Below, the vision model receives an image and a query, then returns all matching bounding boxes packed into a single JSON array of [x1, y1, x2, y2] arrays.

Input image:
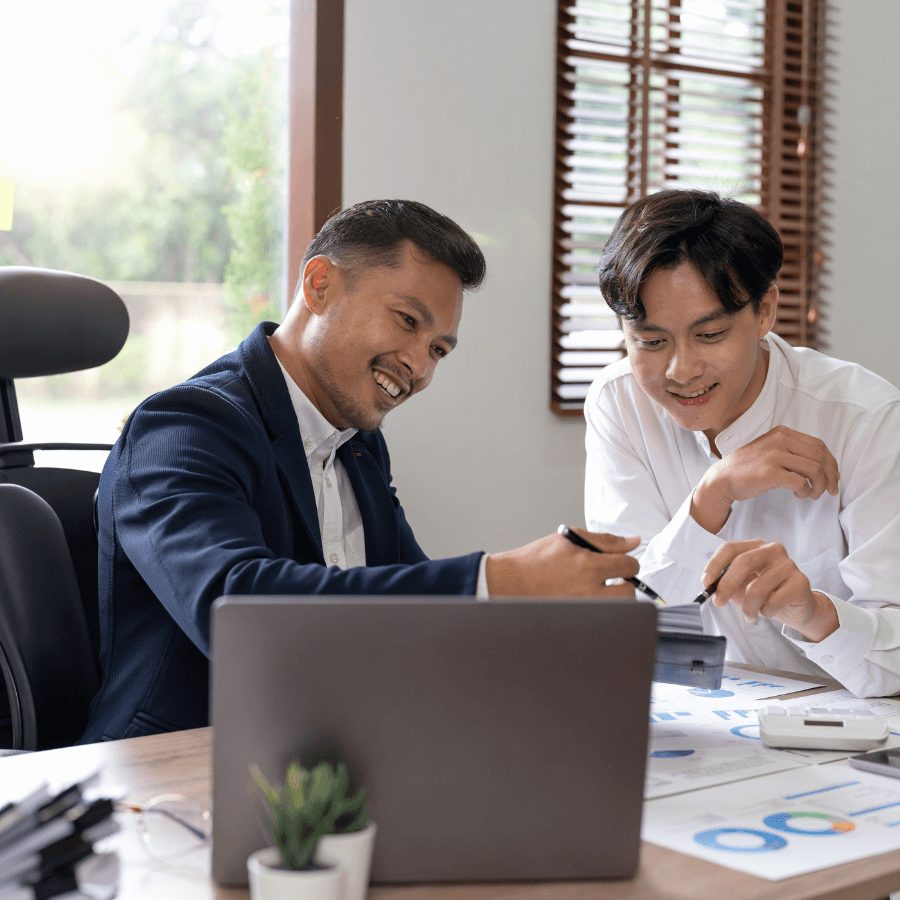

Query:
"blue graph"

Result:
[[650, 749, 696, 758], [694, 827, 786, 852], [649, 710, 693, 724], [729, 723, 761, 740]]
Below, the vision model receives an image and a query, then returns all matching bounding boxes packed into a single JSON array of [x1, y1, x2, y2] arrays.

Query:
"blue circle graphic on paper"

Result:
[[650, 749, 695, 758], [763, 812, 855, 836], [689, 688, 735, 698], [729, 723, 760, 740], [694, 827, 787, 853]]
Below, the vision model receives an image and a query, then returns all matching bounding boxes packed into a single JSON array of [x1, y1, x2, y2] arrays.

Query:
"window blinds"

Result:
[[551, 0, 827, 413]]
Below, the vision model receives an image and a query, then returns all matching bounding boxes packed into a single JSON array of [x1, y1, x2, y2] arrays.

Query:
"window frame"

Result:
[[550, 0, 828, 415]]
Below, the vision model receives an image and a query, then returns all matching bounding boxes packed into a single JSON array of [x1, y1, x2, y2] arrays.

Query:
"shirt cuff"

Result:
[[783, 593, 876, 682], [640, 492, 724, 604], [476, 554, 490, 600]]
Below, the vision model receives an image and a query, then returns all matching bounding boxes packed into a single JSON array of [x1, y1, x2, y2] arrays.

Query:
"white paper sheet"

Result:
[[643, 762, 900, 880], [652, 666, 825, 706], [646, 700, 810, 798], [646, 668, 830, 797]]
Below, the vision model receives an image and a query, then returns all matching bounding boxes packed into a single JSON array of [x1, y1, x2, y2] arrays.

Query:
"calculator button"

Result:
[[764, 706, 786, 715], [807, 708, 830, 715]]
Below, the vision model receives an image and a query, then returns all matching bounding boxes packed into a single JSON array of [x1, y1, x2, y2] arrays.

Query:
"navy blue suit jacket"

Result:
[[81, 323, 482, 742]]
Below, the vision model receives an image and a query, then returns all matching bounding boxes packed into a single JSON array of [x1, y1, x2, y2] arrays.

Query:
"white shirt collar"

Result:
[[270, 352, 357, 463], [698, 333, 781, 458]]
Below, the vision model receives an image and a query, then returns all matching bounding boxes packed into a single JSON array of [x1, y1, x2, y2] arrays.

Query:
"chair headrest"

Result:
[[0, 267, 129, 379]]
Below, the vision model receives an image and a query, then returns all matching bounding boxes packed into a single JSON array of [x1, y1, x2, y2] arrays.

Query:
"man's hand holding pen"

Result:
[[485, 527, 641, 598], [701, 539, 839, 641]]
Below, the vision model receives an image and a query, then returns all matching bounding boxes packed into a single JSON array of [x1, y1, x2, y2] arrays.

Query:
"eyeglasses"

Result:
[[117, 794, 211, 860]]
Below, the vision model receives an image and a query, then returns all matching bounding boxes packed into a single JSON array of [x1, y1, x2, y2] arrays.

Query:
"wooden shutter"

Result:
[[551, 0, 828, 415]]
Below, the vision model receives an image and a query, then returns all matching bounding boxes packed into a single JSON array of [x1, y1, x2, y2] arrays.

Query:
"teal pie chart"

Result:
[[763, 812, 856, 835]]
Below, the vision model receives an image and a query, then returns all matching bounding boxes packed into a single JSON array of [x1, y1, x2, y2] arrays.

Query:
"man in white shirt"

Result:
[[585, 189, 900, 697], [84, 199, 638, 741]]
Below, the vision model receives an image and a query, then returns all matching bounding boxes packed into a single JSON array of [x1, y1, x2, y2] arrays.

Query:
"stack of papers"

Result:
[[0, 777, 118, 899], [657, 603, 704, 634]]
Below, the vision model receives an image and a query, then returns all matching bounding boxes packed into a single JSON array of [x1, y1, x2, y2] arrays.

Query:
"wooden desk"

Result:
[[2, 728, 899, 899]]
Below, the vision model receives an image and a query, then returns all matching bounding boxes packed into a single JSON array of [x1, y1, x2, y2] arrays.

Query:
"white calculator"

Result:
[[758, 705, 889, 751]]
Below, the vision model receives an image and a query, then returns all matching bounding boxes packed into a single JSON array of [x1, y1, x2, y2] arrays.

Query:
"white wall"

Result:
[[344, 0, 583, 558], [826, 0, 900, 386], [343, 0, 900, 558]]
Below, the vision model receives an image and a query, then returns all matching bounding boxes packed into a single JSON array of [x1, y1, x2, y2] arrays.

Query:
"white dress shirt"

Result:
[[585, 333, 900, 697], [274, 354, 490, 595], [274, 356, 366, 570]]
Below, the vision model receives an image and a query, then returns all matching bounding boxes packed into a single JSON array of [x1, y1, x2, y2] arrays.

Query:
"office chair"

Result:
[[0, 266, 129, 748], [0, 483, 100, 749]]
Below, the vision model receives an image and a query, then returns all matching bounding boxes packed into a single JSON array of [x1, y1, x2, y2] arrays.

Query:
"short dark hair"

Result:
[[598, 189, 783, 321], [301, 199, 486, 292]]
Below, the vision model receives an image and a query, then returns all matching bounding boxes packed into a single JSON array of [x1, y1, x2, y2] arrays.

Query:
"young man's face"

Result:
[[621, 261, 777, 442], [298, 241, 464, 431]]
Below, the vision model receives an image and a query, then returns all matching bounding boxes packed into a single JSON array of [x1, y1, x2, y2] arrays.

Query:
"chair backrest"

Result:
[[0, 483, 100, 749], [0, 266, 129, 747]]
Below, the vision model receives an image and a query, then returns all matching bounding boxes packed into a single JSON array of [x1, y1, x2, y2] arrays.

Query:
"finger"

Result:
[[703, 540, 764, 588], [756, 565, 812, 619], [714, 543, 793, 610], [592, 553, 640, 581], [707, 546, 775, 607], [779, 433, 840, 496], [823, 449, 840, 495], [595, 582, 636, 600], [777, 450, 836, 500], [580, 530, 641, 553]]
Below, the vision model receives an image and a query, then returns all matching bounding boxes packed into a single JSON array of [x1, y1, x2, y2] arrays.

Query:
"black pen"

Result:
[[557, 525, 666, 607], [693, 565, 729, 605]]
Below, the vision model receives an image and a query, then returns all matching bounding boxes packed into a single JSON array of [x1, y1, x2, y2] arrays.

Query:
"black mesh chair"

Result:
[[0, 267, 129, 749]]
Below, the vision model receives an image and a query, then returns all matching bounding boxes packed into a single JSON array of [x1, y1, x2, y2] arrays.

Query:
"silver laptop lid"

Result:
[[211, 596, 655, 885]]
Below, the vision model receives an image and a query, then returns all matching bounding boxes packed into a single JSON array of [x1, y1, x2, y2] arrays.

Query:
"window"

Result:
[[551, 0, 827, 414], [0, 0, 289, 447]]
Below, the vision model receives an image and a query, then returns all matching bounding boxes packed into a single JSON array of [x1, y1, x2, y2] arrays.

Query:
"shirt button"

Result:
[[821, 654, 834, 664], [325, 478, 333, 488], [303, 439, 312, 451], [329, 552, 339, 564]]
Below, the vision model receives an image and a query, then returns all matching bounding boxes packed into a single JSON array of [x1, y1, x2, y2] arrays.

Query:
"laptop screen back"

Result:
[[211, 596, 656, 885]]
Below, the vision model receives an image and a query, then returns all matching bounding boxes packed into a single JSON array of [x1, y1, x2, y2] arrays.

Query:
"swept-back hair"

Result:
[[301, 199, 486, 291], [598, 189, 783, 321]]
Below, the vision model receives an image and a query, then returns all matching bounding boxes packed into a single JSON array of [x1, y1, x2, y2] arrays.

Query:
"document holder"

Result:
[[654, 631, 726, 689]]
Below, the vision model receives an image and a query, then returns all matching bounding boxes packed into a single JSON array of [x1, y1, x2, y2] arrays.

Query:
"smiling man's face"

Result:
[[621, 261, 777, 443], [294, 240, 464, 432]]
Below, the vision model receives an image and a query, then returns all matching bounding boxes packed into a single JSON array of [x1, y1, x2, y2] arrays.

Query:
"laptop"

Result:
[[210, 596, 656, 885]]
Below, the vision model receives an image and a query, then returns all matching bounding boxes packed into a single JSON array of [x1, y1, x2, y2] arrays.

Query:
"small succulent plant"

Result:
[[251, 759, 369, 870]]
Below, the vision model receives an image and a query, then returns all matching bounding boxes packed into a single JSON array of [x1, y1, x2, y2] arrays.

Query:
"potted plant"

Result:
[[248, 759, 375, 900]]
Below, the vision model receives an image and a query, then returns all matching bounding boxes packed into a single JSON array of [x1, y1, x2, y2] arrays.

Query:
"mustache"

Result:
[[371, 356, 411, 392]]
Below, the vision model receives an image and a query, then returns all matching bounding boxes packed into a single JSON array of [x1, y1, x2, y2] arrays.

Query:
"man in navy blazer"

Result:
[[81, 200, 640, 742]]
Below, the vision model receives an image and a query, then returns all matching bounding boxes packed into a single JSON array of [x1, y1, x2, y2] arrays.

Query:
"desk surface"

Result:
[[2, 727, 900, 900]]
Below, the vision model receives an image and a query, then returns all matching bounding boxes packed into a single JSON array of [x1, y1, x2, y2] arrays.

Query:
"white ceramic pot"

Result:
[[315, 822, 377, 900], [247, 846, 345, 900]]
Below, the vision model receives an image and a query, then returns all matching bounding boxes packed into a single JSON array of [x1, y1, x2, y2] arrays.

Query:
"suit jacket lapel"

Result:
[[239, 323, 324, 562], [272, 429, 324, 562], [339, 439, 398, 565]]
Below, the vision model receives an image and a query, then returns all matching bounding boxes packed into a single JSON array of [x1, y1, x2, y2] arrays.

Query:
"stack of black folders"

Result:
[[0, 775, 119, 900]]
